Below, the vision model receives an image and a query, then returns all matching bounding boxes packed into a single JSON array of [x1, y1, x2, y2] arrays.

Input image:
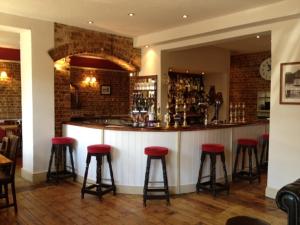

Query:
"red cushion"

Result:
[[52, 137, 75, 145], [144, 146, 168, 156], [202, 144, 224, 153], [238, 138, 258, 146], [88, 144, 111, 154], [262, 133, 269, 140]]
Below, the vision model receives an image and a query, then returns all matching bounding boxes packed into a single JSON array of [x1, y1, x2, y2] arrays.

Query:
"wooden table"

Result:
[[0, 154, 12, 165]]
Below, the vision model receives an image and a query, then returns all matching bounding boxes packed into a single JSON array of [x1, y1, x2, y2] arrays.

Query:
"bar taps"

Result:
[[164, 103, 171, 129], [182, 103, 188, 127], [174, 102, 180, 128]]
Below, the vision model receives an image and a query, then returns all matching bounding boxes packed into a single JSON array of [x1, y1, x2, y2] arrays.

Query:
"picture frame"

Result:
[[100, 85, 111, 95], [280, 62, 300, 104]]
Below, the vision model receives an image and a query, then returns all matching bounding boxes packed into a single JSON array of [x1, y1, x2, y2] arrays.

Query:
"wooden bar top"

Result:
[[0, 154, 12, 165], [64, 120, 269, 132]]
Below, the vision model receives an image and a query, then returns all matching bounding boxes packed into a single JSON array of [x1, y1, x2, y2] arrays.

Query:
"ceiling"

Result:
[[0, 0, 283, 37], [213, 33, 271, 55]]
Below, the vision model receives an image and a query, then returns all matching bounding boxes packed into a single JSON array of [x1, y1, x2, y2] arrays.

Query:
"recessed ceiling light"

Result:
[[256, 35, 260, 39], [128, 13, 135, 17], [182, 15, 188, 19], [145, 45, 149, 48], [88, 21, 94, 24]]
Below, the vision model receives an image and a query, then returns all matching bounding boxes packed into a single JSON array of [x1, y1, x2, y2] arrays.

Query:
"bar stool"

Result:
[[81, 144, 116, 199], [143, 146, 170, 206], [260, 133, 269, 169], [47, 137, 76, 182], [196, 144, 229, 196], [233, 138, 261, 183]]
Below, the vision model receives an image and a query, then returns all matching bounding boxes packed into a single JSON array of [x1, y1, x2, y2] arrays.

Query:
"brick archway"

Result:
[[48, 43, 140, 72]]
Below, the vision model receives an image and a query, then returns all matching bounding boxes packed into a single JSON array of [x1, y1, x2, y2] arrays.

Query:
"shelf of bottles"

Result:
[[168, 71, 207, 124], [130, 75, 157, 114]]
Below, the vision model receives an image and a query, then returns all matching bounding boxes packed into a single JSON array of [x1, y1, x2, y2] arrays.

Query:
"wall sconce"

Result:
[[84, 76, 97, 87], [0, 71, 8, 81]]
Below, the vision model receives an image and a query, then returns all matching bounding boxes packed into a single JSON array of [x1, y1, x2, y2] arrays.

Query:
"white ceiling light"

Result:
[[88, 21, 94, 24], [145, 45, 149, 48], [128, 13, 135, 17], [256, 35, 260, 39], [182, 14, 188, 19]]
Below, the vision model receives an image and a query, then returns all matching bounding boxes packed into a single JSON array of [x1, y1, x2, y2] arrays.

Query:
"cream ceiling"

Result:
[[0, 0, 283, 37]]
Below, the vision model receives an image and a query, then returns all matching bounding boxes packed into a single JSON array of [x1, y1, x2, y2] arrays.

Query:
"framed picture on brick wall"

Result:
[[101, 85, 111, 95], [280, 62, 300, 104]]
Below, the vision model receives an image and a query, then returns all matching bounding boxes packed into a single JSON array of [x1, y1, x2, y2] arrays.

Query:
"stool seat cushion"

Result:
[[52, 137, 75, 145], [144, 146, 168, 156], [238, 138, 258, 146], [88, 144, 111, 154], [262, 133, 269, 140], [202, 144, 224, 153]]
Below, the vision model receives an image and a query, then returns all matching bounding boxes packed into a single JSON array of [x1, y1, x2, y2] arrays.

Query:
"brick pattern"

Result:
[[230, 52, 271, 122], [53, 23, 140, 135], [0, 61, 21, 119], [50, 23, 141, 70], [70, 68, 129, 118]]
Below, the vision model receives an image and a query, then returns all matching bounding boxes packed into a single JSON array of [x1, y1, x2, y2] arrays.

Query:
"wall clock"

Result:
[[259, 57, 271, 80]]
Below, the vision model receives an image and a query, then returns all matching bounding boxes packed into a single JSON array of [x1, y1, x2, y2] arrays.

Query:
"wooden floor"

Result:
[[1, 168, 286, 225]]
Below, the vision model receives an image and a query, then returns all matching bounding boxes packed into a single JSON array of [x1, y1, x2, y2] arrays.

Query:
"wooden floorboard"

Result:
[[0, 170, 286, 225]]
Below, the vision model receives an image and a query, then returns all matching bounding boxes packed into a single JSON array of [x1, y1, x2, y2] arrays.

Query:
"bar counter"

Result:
[[63, 120, 269, 195]]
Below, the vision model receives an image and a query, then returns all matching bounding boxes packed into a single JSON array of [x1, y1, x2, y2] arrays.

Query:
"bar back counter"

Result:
[[63, 121, 268, 194]]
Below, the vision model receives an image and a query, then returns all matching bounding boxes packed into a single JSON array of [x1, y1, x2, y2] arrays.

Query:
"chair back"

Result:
[[0, 136, 9, 156], [0, 127, 6, 142], [3, 135, 19, 179]]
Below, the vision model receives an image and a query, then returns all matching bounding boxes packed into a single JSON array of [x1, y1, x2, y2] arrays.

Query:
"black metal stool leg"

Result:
[[196, 152, 206, 192], [254, 146, 261, 183], [107, 153, 116, 195], [248, 147, 253, 183], [221, 152, 229, 194], [81, 154, 91, 199], [47, 145, 55, 182], [96, 155, 103, 199], [143, 156, 151, 207], [68, 144, 76, 181], [55, 145, 60, 183], [161, 156, 170, 205], [210, 153, 217, 197], [260, 140, 266, 167], [233, 144, 241, 181]]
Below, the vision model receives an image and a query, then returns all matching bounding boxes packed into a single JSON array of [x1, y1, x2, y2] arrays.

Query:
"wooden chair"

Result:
[[0, 135, 19, 212], [0, 137, 9, 156]]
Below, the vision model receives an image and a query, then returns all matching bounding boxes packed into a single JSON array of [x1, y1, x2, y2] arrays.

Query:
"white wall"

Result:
[[266, 18, 300, 197], [0, 12, 54, 181], [161, 46, 230, 120]]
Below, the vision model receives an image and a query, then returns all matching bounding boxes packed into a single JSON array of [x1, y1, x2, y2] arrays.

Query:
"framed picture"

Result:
[[280, 62, 300, 104], [101, 85, 111, 95]]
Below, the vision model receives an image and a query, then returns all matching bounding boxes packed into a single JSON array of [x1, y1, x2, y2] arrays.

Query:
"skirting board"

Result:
[[21, 168, 47, 184], [265, 186, 278, 199]]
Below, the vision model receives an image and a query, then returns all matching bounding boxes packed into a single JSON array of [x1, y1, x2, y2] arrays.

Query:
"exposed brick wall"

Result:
[[0, 61, 21, 119], [53, 23, 141, 135], [230, 51, 271, 121], [70, 68, 129, 117]]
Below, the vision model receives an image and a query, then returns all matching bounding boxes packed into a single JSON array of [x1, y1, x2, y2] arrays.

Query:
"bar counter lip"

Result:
[[64, 120, 269, 132]]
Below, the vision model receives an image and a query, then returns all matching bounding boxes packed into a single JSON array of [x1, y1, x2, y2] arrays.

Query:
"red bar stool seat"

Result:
[[238, 139, 258, 146], [143, 146, 170, 206], [233, 138, 261, 183], [196, 144, 229, 196], [88, 144, 111, 154], [47, 137, 76, 182], [81, 144, 116, 199], [260, 133, 269, 169]]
